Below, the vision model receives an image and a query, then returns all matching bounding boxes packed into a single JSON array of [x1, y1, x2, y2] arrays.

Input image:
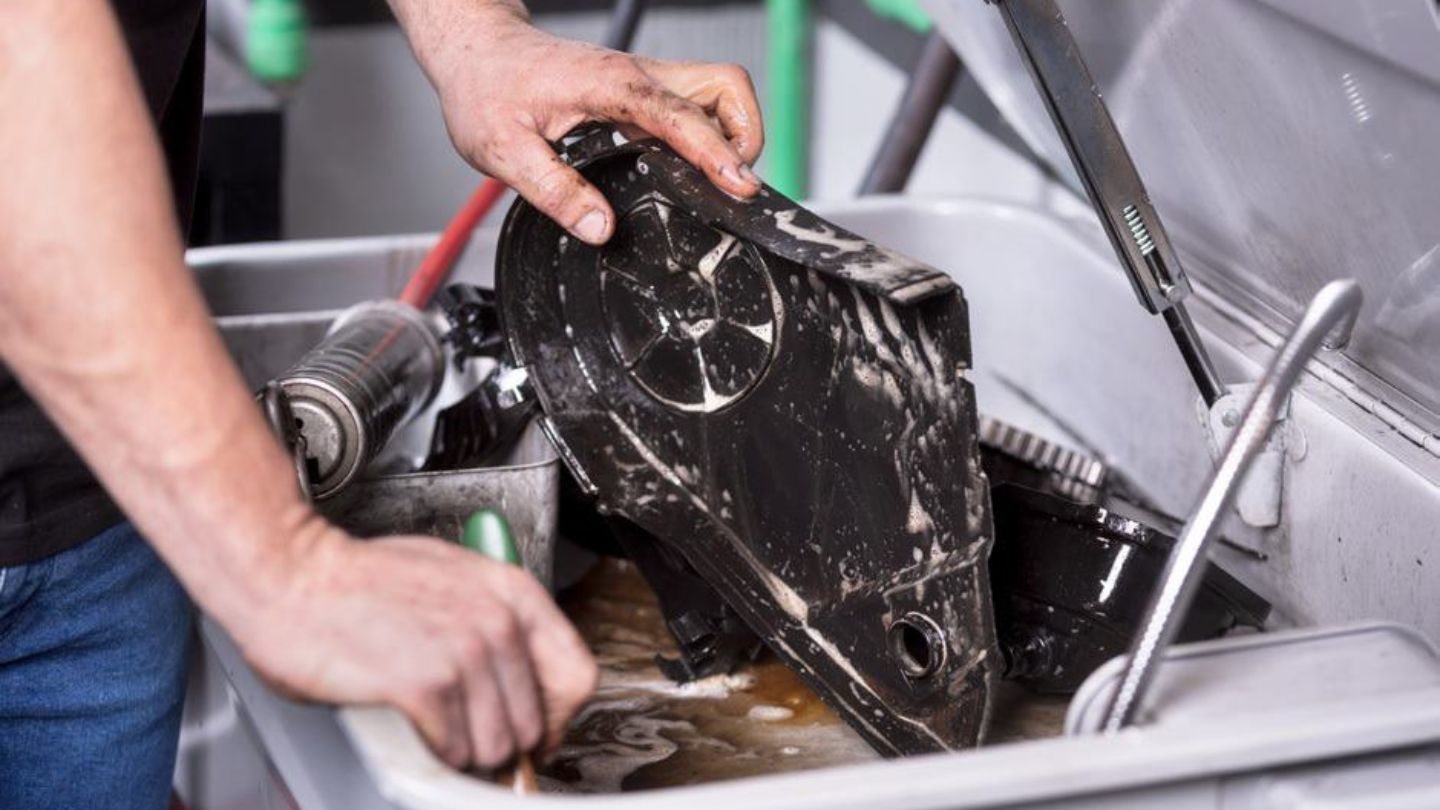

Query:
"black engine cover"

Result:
[[496, 128, 998, 755]]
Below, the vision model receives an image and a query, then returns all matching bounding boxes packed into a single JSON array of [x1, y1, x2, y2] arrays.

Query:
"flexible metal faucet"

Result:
[[1101, 279, 1364, 732]]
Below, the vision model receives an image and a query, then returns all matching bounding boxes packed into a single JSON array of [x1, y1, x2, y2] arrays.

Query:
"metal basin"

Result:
[[177, 196, 1440, 809]]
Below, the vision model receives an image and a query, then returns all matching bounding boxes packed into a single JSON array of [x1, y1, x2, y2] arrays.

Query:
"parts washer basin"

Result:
[[179, 196, 1440, 808]]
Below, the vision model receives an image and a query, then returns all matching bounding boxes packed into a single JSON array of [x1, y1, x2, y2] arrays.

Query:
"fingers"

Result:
[[397, 677, 474, 769], [489, 128, 616, 245], [395, 613, 548, 769], [591, 71, 761, 200], [454, 634, 516, 768], [645, 60, 765, 165], [710, 80, 765, 166], [471, 610, 546, 758], [498, 569, 600, 750]]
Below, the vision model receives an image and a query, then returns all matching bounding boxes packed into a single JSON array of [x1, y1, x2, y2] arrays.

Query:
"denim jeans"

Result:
[[0, 523, 193, 810]]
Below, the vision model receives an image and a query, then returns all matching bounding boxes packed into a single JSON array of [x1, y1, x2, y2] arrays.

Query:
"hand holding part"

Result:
[[397, 2, 763, 245]]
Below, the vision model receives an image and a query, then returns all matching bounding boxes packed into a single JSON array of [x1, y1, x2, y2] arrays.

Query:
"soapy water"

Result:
[[539, 558, 875, 792], [535, 558, 1067, 793]]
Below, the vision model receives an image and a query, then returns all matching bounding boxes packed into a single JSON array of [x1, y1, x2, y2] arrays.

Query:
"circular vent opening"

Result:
[[888, 613, 946, 680]]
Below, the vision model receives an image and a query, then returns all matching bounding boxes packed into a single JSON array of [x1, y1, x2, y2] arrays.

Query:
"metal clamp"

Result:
[[1203, 383, 1291, 528], [1100, 279, 1363, 732]]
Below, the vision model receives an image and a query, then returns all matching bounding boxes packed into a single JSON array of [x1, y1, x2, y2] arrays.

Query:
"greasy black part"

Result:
[[556, 473, 627, 559], [497, 127, 998, 756], [425, 369, 534, 471], [607, 518, 764, 682], [637, 150, 955, 305], [427, 284, 531, 470], [436, 284, 506, 363], [984, 449, 1271, 694]]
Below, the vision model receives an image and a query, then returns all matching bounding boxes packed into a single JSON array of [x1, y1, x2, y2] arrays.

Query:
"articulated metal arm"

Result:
[[990, 0, 1227, 406], [1101, 279, 1364, 732]]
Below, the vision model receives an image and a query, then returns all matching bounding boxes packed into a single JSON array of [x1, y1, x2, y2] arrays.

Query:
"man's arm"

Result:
[[0, 0, 767, 771], [0, 1, 595, 769]]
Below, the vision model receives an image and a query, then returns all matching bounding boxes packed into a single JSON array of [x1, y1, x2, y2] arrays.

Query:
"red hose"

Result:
[[398, 177, 508, 308]]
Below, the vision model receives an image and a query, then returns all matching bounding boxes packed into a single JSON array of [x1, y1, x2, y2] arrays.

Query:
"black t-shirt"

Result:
[[0, 0, 205, 566]]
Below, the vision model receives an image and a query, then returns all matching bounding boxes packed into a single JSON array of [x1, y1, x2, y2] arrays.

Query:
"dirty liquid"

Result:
[[535, 558, 1067, 794]]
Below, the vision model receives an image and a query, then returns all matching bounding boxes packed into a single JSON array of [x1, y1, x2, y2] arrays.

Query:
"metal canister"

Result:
[[273, 300, 444, 499]]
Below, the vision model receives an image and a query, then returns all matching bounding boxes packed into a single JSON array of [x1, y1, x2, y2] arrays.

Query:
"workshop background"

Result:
[[170, 1, 1440, 806], [197, 0, 1054, 243]]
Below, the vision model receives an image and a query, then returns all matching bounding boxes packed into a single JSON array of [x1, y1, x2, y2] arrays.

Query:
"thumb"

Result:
[[489, 128, 616, 245]]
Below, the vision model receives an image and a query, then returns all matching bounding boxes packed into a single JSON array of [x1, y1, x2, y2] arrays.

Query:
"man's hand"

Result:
[[236, 527, 597, 767], [391, 1, 765, 245]]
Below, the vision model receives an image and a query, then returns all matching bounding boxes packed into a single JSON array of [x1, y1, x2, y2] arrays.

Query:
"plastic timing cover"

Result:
[[496, 127, 998, 755]]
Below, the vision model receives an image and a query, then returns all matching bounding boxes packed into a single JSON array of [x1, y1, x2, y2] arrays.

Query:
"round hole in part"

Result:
[[888, 612, 946, 680]]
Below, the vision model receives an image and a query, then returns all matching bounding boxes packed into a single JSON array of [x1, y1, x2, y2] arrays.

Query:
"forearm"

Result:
[[385, 0, 529, 85], [0, 2, 326, 632]]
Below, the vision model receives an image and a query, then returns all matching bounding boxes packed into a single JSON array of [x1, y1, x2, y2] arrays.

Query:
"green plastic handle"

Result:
[[247, 0, 307, 84], [461, 509, 523, 567]]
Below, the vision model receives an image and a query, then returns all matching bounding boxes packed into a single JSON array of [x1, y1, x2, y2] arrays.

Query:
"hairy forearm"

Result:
[[0, 2, 326, 631], [386, 0, 529, 83]]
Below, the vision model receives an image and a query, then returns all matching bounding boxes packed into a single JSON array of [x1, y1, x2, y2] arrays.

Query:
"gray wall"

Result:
[[279, 6, 1046, 238]]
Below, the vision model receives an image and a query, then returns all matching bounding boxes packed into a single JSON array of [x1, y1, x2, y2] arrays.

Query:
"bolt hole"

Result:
[[888, 613, 946, 680]]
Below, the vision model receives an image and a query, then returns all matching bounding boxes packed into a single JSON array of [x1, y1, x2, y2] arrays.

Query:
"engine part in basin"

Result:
[[435, 283, 507, 364], [496, 126, 999, 756], [424, 285, 537, 470], [981, 424, 1270, 694], [269, 300, 444, 499], [606, 517, 765, 682], [979, 415, 1107, 501]]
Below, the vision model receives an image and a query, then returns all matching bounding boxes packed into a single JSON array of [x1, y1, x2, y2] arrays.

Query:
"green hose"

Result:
[[865, 0, 932, 34], [765, 0, 810, 200], [246, 0, 308, 85]]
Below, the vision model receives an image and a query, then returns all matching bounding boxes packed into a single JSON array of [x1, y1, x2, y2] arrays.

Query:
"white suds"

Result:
[[748, 705, 796, 722]]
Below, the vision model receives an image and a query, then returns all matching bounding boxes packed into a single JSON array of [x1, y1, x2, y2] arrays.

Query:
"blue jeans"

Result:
[[0, 523, 193, 810]]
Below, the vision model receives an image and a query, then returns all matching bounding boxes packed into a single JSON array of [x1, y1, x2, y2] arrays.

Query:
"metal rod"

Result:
[[991, 0, 1229, 406], [1163, 304, 1228, 407], [1101, 279, 1363, 732], [859, 31, 963, 195], [603, 0, 647, 51]]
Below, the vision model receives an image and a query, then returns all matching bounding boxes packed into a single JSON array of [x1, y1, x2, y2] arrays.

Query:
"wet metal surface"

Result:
[[318, 423, 561, 587]]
